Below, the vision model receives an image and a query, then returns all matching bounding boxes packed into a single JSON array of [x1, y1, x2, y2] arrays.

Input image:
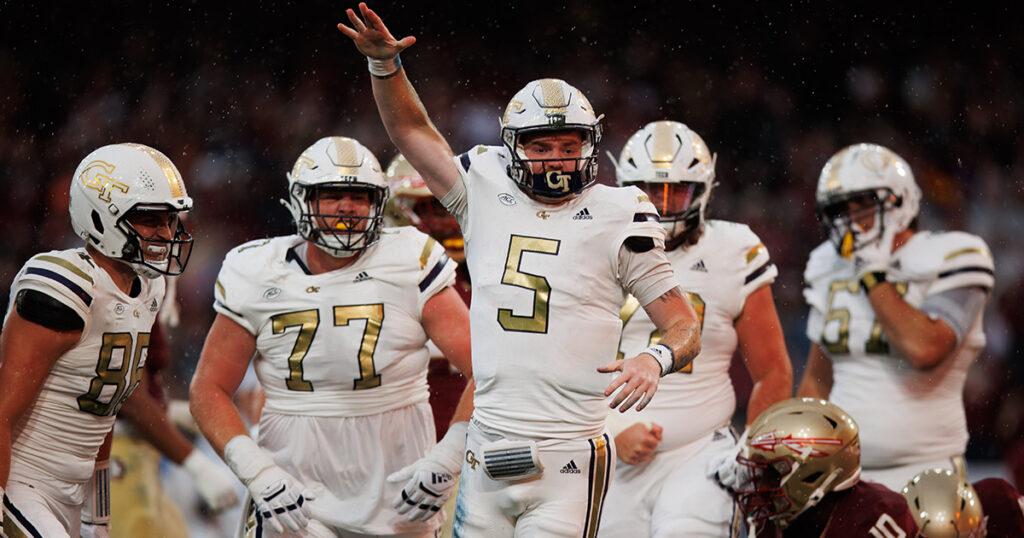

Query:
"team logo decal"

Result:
[[751, 431, 842, 458], [80, 160, 129, 202], [305, 286, 320, 294], [544, 171, 571, 193], [465, 450, 480, 470], [536, 210, 550, 220]]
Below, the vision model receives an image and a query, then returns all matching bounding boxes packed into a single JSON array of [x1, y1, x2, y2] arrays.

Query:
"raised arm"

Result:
[[338, 3, 460, 199]]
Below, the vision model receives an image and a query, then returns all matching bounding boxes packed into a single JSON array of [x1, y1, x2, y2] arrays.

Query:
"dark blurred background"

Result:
[[1, 1, 1022, 475]]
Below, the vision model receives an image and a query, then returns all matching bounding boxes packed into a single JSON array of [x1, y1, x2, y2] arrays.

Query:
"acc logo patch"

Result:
[[263, 287, 282, 300], [497, 193, 517, 206]]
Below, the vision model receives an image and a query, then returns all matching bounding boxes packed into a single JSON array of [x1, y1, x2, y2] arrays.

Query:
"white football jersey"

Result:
[[614, 220, 777, 451], [213, 228, 456, 417], [4, 248, 163, 504], [446, 146, 675, 440], [803, 230, 994, 467]]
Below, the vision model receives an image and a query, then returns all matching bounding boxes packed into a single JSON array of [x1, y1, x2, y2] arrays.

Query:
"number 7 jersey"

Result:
[[213, 228, 456, 417]]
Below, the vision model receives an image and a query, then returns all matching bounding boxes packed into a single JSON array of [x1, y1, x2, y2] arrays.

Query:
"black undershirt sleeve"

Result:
[[16, 289, 85, 331]]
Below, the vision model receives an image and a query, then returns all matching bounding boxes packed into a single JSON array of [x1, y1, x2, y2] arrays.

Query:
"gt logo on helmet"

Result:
[[545, 171, 571, 192], [80, 160, 130, 203]]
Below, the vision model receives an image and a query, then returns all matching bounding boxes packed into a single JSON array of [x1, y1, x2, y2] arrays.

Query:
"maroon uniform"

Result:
[[750, 481, 918, 538], [974, 478, 1024, 538]]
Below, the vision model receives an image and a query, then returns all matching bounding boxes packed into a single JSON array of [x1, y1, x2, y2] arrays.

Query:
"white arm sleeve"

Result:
[[617, 241, 678, 307]]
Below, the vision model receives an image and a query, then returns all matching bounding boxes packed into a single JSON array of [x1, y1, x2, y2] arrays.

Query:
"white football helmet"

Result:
[[384, 153, 464, 261], [283, 136, 389, 258], [69, 143, 193, 279], [500, 78, 603, 200], [902, 469, 987, 538], [612, 120, 716, 245], [735, 398, 861, 530], [815, 143, 921, 258]]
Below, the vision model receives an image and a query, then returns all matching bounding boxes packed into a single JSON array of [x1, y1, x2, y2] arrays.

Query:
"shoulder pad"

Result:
[[16, 288, 84, 331], [803, 241, 843, 284], [896, 231, 994, 292]]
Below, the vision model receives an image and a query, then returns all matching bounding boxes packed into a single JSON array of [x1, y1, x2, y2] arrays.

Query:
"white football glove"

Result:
[[705, 430, 751, 493], [182, 449, 241, 512], [224, 435, 313, 534], [388, 421, 467, 522], [853, 222, 897, 276]]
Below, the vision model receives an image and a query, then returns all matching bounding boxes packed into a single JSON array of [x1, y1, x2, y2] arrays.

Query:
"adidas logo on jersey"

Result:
[[573, 208, 593, 220], [690, 260, 708, 272], [354, 271, 373, 282], [560, 460, 582, 474]]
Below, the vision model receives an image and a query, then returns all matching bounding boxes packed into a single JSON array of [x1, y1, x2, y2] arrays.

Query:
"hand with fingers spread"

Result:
[[598, 353, 662, 412], [223, 436, 314, 534], [337, 2, 416, 60], [387, 422, 467, 522]]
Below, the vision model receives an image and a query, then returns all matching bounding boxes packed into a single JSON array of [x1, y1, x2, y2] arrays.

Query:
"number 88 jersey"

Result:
[[213, 229, 456, 417]]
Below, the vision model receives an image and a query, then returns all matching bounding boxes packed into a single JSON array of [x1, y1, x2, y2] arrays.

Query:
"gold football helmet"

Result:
[[735, 398, 861, 529], [902, 469, 986, 538]]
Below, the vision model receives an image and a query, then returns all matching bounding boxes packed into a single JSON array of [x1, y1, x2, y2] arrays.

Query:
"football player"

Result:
[[600, 121, 793, 537], [902, 468, 1024, 538], [189, 136, 473, 537], [731, 398, 918, 537], [0, 143, 194, 537], [340, 5, 702, 537], [797, 144, 995, 490]]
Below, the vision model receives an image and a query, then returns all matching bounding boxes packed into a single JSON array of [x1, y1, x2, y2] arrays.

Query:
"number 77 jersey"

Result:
[[213, 229, 456, 416], [445, 145, 673, 440]]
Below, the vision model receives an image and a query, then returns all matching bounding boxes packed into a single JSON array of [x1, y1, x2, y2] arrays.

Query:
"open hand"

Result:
[[598, 354, 661, 412], [337, 2, 416, 60]]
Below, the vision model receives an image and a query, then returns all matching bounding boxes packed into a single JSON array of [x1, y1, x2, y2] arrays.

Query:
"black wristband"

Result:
[[860, 271, 887, 293]]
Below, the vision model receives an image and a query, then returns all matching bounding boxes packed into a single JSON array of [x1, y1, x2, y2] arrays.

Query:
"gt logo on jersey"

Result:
[[545, 171, 571, 192], [80, 160, 129, 202], [750, 431, 843, 458]]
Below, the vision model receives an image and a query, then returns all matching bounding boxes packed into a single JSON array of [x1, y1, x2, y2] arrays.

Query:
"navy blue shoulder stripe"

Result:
[[25, 267, 92, 306], [633, 213, 660, 223], [459, 152, 472, 173], [938, 266, 994, 279], [744, 261, 775, 285], [419, 253, 451, 292]]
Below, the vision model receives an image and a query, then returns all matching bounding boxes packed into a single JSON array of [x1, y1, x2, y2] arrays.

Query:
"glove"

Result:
[[705, 430, 750, 493], [182, 449, 241, 512], [224, 435, 313, 533], [387, 421, 467, 522], [852, 222, 897, 276], [80, 522, 109, 538]]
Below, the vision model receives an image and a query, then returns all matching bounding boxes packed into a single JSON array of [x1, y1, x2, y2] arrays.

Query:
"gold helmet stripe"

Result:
[[538, 79, 569, 107], [124, 143, 185, 198], [327, 137, 362, 176], [650, 121, 678, 167]]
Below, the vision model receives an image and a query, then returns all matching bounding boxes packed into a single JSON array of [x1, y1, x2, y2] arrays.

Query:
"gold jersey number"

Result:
[[616, 292, 706, 373], [78, 332, 150, 416], [271, 304, 384, 391], [821, 279, 908, 354], [497, 235, 560, 333]]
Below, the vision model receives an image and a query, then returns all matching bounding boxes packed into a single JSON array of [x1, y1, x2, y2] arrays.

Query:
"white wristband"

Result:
[[223, 435, 275, 486], [643, 344, 675, 377], [367, 54, 402, 78]]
